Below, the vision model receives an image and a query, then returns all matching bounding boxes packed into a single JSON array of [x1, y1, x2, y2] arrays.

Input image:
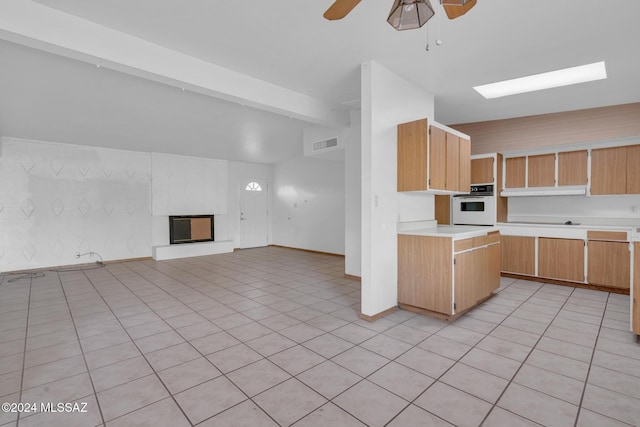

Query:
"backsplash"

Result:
[[508, 194, 640, 226]]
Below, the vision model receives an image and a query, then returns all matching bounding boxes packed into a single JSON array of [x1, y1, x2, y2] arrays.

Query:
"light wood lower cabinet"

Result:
[[398, 232, 500, 316], [538, 238, 585, 282], [633, 243, 639, 335], [398, 235, 452, 314], [588, 240, 630, 289], [501, 236, 535, 275]]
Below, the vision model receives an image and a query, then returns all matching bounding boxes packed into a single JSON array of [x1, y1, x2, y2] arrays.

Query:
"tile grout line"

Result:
[[13, 274, 32, 427], [477, 284, 584, 427], [55, 271, 107, 427], [76, 266, 197, 427]]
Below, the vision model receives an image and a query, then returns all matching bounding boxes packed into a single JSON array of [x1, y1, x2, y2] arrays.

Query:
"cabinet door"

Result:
[[501, 236, 535, 275], [445, 132, 460, 191], [591, 146, 627, 195], [588, 240, 630, 289], [505, 157, 526, 188], [558, 150, 588, 186], [485, 242, 501, 295], [627, 145, 640, 194], [634, 243, 639, 334], [429, 126, 447, 190], [397, 119, 428, 191], [454, 249, 481, 313], [471, 157, 494, 185], [538, 238, 585, 282], [528, 153, 555, 187], [398, 235, 453, 314], [458, 137, 471, 192]]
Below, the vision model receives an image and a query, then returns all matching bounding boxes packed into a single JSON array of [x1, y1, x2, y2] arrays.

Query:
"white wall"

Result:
[[360, 61, 435, 317], [272, 156, 345, 255], [0, 137, 266, 272], [0, 138, 152, 271]]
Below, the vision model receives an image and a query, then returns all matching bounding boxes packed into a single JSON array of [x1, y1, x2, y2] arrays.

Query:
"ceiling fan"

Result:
[[324, 0, 477, 30]]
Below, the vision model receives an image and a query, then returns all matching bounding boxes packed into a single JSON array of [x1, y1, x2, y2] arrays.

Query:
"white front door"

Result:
[[238, 179, 268, 248]]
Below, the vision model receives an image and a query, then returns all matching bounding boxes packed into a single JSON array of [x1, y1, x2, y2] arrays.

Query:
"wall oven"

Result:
[[452, 185, 496, 226]]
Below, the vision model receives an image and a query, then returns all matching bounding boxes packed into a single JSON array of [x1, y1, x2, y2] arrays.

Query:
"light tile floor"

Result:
[[1, 247, 639, 426]]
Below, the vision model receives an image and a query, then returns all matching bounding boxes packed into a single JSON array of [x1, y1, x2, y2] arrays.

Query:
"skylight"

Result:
[[474, 61, 607, 99]]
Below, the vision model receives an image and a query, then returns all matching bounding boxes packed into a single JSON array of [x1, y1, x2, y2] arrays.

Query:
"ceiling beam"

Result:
[[0, 0, 350, 128]]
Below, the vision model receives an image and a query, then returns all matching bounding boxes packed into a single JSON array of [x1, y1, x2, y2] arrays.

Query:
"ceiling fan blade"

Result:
[[442, 0, 477, 19], [323, 0, 362, 20]]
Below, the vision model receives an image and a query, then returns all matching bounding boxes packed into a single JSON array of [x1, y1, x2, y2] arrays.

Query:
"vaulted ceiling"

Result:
[[1, 0, 639, 163]]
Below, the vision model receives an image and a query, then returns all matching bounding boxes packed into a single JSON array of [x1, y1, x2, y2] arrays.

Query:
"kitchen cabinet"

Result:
[[397, 118, 471, 193], [501, 235, 535, 276], [398, 234, 453, 314], [471, 157, 494, 185], [633, 243, 639, 335], [528, 153, 556, 187], [591, 146, 627, 195], [558, 150, 588, 186], [627, 145, 640, 194], [398, 230, 501, 316], [505, 156, 526, 188], [538, 238, 585, 282], [590, 145, 640, 195], [587, 231, 630, 289]]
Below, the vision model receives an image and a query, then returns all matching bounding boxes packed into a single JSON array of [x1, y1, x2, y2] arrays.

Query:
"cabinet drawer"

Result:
[[454, 238, 474, 253], [587, 231, 628, 242]]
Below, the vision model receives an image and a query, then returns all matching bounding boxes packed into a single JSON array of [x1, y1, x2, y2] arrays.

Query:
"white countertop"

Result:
[[398, 225, 498, 239], [498, 221, 639, 240]]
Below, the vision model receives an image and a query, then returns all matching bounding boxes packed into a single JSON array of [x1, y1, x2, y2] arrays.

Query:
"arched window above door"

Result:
[[245, 181, 262, 192]]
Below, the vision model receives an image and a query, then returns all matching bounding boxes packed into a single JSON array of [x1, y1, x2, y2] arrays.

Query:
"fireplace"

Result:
[[169, 215, 214, 244]]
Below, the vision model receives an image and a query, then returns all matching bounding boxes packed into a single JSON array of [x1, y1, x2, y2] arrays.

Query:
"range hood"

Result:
[[500, 185, 587, 197]]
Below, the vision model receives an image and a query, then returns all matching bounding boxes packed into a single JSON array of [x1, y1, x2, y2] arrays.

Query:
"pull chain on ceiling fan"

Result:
[[323, 0, 476, 30]]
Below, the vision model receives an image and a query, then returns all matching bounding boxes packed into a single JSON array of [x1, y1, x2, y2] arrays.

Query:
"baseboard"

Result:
[[359, 305, 397, 322], [501, 273, 630, 295], [344, 274, 361, 281], [268, 245, 344, 258]]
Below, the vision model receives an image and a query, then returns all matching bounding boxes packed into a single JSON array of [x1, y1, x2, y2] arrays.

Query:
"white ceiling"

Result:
[[1, 0, 639, 164]]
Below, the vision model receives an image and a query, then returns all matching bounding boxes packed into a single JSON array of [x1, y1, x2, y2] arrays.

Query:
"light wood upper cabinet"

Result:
[[558, 150, 588, 186], [505, 157, 526, 188], [396, 118, 471, 193], [538, 238, 585, 282], [397, 119, 428, 191], [471, 157, 494, 184], [445, 132, 460, 191], [528, 153, 556, 187], [591, 146, 628, 195], [429, 125, 447, 191], [626, 144, 640, 194], [458, 137, 471, 192]]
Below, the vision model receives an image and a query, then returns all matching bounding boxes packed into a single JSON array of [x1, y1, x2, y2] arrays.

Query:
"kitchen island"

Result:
[[398, 223, 501, 319]]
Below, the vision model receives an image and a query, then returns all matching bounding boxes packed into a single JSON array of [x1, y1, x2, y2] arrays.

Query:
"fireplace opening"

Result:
[[169, 215, 214, 244]]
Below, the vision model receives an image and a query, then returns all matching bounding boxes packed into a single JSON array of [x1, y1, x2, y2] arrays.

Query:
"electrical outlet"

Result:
[[75, 252, 81, 258], [631, 204, 639, 214]]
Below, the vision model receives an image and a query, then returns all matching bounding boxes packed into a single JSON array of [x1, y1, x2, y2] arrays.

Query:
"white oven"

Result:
[[452, 185, 496, 226]]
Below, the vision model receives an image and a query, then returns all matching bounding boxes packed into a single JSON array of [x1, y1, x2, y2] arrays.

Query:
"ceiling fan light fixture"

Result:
[[387, 0, 435, 31], [440, 0, 472, 5]]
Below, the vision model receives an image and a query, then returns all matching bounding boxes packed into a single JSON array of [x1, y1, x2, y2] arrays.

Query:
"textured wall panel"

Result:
[[151, 153, 228, 216], [0, 138, 151, 272]]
